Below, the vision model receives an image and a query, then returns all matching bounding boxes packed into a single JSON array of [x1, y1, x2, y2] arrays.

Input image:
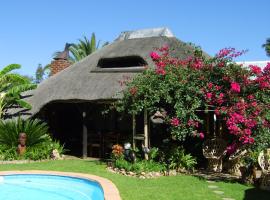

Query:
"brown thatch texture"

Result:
[[7, 36, 207, 118]]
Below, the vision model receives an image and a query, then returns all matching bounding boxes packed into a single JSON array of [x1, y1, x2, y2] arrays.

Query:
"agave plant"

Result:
[[0, 118, 50, 148]]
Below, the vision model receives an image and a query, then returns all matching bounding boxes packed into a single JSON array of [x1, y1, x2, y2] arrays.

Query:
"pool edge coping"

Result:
[[0, 170, 121, 200]]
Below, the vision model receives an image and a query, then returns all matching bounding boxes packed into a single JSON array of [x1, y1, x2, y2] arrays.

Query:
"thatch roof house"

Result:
[[9, 28, 205, 158]]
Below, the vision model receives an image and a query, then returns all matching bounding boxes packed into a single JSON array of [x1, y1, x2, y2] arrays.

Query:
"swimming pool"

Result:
[[0, 174, 104, 200]]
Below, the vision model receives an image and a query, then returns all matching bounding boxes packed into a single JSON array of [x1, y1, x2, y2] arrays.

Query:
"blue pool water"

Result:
[[0, 174, 104, 200]]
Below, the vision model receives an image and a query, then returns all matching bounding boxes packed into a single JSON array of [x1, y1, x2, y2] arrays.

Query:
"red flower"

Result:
[[230, 82, 240, 93], [150, 52, 161, 60], [129, 87, 138, 96], [170, 117, 180, 127]]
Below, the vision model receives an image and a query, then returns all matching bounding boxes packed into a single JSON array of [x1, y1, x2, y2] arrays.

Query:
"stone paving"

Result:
[[206, 179, 235, 200]]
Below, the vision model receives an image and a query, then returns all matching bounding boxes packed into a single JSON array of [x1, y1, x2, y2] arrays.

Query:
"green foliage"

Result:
[[54, 33, 109, 63], [34, 63, 51, 83], [160, 145, 197, 171], [0, 118, 49, 147], [243, 127, 270, 167], [0, 118, 64, 160], [0, 64, 37, 118], [114, 157, 165, 173], [262, 38, 270, 57], [168, 147, 197, 171], [148, 147, 159, 161]]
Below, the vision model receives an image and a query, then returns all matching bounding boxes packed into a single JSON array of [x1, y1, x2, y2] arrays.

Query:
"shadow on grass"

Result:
[[243, 187, 270, 200]]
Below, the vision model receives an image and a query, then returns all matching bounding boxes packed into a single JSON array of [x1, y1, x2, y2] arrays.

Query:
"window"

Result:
[[93, 56, 147, 72]]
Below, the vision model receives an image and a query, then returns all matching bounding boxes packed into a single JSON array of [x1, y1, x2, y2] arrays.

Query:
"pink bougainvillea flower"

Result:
[[187, 119, 199, 128], [191, 58, 203, 69], [208, 82, 213, 89], [150, 51, 161, 60], [206, 92, 212, 99], [170, 117, 180, 127], [226, 143, 237, 155], [156, 61, 166, 67], [230, 82, 241, 93], [249, 65, 262, 75], [155, 68, 166, 75], [199, 132, 204, 139], [247, 95, 254, 100], [263, 62, 270, 74]]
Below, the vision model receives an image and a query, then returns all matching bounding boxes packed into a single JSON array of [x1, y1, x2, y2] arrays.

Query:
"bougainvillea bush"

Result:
[[117, 46, 270, 154]]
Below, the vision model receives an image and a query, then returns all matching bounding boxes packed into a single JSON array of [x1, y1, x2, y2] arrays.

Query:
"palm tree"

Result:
[[34, 63, 51, 83], [262, 38, 270, 57], [0, 64, 37, 118], [54, 33, 108, 63]]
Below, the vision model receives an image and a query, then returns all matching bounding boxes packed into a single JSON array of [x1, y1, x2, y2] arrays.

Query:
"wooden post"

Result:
[[82, 111, 88, 159], [206, 108, 209, 136], [144, 109, 149, 160], [132, 113, 136, 149]]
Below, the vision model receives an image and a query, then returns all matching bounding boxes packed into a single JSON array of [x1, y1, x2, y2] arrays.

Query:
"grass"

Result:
[[0, 159, 269, 200]]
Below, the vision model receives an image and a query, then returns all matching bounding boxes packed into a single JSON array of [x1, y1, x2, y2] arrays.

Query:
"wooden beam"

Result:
[[82, 111, 88, 159], [132, 113, 136, 149], [144, 109, 149, 160]]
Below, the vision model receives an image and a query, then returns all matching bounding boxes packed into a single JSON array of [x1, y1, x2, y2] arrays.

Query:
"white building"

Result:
[[236, 61, 270, 69]]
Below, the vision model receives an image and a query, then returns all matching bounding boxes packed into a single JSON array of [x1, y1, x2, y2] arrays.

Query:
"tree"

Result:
[[0, 64, 37, 118], [262, 38, 270, 57], [34, 63, 51, 84], [54, 33, 108, 63], [117, 46, 270, 151]]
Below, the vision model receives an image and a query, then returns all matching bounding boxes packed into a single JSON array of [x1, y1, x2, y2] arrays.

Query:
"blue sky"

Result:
[[0, 0, 269, 76]]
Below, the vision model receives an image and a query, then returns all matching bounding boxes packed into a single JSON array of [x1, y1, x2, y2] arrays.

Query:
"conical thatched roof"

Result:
[[8, 28, 207, 118]]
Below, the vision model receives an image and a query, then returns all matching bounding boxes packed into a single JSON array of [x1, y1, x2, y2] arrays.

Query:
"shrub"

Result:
[[0, 118, 64, 160], [160, 145, 197, 171], [117, 46, 270, 153], [114, 157, 165, 173]]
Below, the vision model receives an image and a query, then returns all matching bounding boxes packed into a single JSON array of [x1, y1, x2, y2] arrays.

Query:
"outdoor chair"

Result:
[[88, 132, 102, 158], [258, 149, 270, 190], [227, 147, 247, 176], [203, 138, 226, 172]]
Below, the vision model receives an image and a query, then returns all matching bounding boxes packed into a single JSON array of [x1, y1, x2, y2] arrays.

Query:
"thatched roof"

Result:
[[7, 28, 207, 118]]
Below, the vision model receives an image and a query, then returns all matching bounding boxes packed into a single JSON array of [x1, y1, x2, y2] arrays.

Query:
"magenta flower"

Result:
[[226, 143, 237, 155], [206, 92, 212, 99], [249, 65, 262, 75], [155, 68, 166, 75], [150, 52, 161, 60], [199, 132, 204, 139], [230, 82, 240, 93], [170, 117, 180, 127]]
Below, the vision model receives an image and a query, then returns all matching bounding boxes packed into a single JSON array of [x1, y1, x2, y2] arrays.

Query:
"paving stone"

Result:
[[213, 190, 224, 195], [222, 198, 235, 200], [206, 180, 215, 183], [208, 185, 218, 189]]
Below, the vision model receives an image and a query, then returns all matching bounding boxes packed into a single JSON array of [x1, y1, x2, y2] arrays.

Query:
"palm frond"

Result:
[[0, 64, 21, 76]]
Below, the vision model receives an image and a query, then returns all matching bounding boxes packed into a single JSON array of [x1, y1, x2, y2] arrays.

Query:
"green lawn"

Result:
[[0, 159, 269, 200]]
